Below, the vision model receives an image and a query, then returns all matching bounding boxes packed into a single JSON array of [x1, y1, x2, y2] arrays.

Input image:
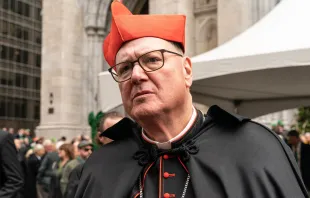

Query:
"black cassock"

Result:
[[75, 106, 307, 198]]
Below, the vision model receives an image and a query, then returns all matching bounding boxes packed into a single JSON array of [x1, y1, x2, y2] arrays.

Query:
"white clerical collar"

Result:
[[141, 106, 197, 149]]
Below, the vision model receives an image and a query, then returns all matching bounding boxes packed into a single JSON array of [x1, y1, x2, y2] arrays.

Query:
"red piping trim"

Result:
[[177, 156, 189, 173], [132, 162, 155, 198]]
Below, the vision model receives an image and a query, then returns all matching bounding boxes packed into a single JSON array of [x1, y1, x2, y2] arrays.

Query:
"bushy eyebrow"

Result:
[[116, 47, 154, 63]]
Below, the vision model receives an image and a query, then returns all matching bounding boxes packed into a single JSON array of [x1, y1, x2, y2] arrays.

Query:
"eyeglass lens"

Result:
[[113, 50, 164, 81]]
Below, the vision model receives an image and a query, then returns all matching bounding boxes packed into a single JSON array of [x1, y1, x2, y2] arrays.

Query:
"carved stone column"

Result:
[[194, 0, 218, 55], [36, 0, 89, 140], [81, 0, 110, 114], [149, 0, 195, 57]]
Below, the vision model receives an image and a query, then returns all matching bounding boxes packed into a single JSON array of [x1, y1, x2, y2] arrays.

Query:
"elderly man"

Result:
[[25, 144, 45, 198], [75, 2, 307, 198]]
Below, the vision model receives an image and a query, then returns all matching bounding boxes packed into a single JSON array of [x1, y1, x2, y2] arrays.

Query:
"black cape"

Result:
[[75, 105, 308, 198]]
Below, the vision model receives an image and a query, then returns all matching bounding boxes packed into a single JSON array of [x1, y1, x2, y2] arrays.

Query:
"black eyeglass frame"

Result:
[[108, 49, 183, 83], [82, 148, 93, 152]]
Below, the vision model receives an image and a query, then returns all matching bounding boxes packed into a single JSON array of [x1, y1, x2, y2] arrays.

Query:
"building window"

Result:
[[24, 3, 30, 17], [1, 21, 9, 35], [22, 75, 28, 88], [0, 71, 7, 85], [1, 0, 9, 9], [35, 7, 42, 21], [0, 97, 29, 119], [0, 70, 14, 86], [10, 0, 16, 13], [7, 100, 14, 117], [9, 0, 31, 18], [15, 49, 21, 62], [35, 31, 41, 44], [0, 97, 5, 117], [21, 99, 27, 118], [35, 77, 40, 89], [7, 71, 13, 86], [23, 30, 29, 41], [16, 27, 23, 39], [15, 73, 21, 87], [35, 54, 41, 67], [17, 1, 23, 15], [21, 50, 29, 64], [34, 101, 40, 119], [0, 45, 8, 59], [15, 74, 28, 88]]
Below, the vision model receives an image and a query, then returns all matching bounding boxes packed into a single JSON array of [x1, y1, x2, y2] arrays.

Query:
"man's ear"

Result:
[[183, 57, 193, 88]]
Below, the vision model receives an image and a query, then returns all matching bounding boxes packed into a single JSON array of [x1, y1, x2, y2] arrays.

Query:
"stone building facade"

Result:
[[37, 0, 292, 139], [0, 0, 42, 132]]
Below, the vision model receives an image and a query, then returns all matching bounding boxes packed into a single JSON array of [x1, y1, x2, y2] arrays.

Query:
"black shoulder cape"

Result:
[[75, 105, 308, 198]]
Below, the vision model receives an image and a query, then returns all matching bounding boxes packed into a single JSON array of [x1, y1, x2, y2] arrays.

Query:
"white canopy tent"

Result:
[[98, 72, 123, 112], [191, 0, 310, 118], [98, 0, 310, 116]]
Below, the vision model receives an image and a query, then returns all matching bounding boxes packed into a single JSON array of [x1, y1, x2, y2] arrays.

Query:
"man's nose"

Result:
[[131, 63, 148, 83]]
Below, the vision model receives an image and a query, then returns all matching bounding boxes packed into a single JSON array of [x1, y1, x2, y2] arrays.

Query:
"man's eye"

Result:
[[118, 65, 131, 75], [146, 57, 160, 63]]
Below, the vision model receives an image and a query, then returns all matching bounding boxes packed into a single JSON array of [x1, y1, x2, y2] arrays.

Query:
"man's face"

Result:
[[288, 136, 299, 146], [9, 128, 14, 134], [36, 149, 46, 157], [79, 146, 93, 159], [45, 144, 54, 152], [115, 37, 192, 120]]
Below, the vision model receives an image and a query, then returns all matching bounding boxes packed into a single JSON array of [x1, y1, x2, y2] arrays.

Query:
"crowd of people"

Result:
[[0, 112, 124, 198], [272, 121, 310, 191], [1, 114, 310, 197]]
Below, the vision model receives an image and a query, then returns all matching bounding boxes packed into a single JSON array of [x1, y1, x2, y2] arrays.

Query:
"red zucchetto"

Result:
[[103, 1, 186, 66]]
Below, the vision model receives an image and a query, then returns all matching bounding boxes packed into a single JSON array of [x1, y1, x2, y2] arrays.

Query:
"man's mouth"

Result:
[[133, 91, 153, 99]]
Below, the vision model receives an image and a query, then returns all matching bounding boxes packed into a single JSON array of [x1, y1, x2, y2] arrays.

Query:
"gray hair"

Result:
[[43, 139, 53, 146], [33, 144, 44, 152]]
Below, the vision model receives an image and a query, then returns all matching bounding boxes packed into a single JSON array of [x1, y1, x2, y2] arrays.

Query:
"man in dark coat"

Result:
[[25, 144, 45, 198], [287, 130, 310, 192], [0, 131, 24, 198], [37, 147, 59, 197], [75, 2, 308, 198]]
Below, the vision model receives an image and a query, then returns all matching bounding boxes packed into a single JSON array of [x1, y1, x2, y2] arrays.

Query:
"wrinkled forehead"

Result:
[[116, 37, 174, 62]]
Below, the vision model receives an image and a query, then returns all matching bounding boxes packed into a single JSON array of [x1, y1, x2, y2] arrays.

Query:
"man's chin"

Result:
[[131, 104, 160, 119]]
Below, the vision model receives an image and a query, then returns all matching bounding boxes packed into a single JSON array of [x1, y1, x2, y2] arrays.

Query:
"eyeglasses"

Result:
[[108, 49, 183, 82], [83, 148, 93, 152]]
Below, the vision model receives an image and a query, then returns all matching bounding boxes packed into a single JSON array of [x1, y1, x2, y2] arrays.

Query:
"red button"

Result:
[[163, 172, 175, 178], [164, 172, 170, 178], [164, 193, 175, 198], [163, 154, 169, 160]]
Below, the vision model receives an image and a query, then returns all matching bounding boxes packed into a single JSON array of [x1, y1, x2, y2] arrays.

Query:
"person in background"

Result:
[[0, 130, 24, 198], [25, 144, 45, 198], [63, 141, 93, 198], [56, 136, 67, 150], [8, 128, 14, 135], [14, 138, 28, 190], [287, 130, 310, 192], [37, 140, 59, 198], [96, 112, 124, 146], [275, 120, 286, 140], [43, 139, 55, 153], [49, 143, 75, 198]]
